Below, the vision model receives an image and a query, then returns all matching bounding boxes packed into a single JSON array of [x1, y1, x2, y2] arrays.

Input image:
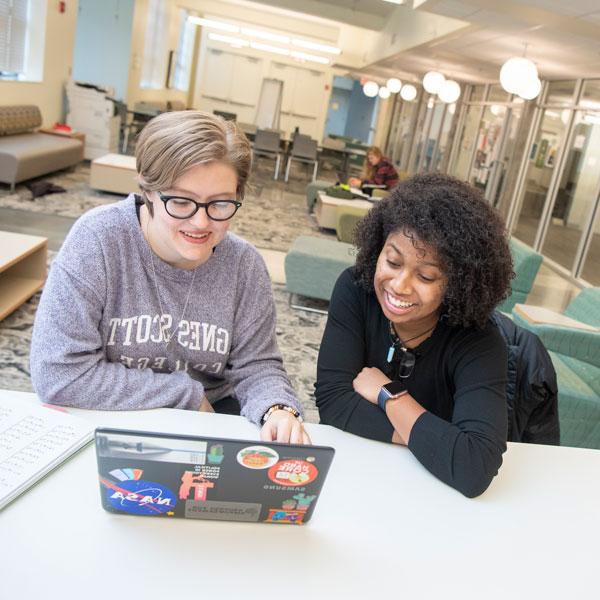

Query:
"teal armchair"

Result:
[[512, 288, 600, 449], [497, 238, 543, 313]]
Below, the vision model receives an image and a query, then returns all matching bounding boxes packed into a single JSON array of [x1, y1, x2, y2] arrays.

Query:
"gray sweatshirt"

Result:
[[30, 195, 301, 424]]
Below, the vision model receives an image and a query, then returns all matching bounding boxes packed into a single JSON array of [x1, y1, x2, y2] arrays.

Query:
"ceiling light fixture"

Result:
[[250, 42, 290, 56], [499, 56, 539, 98], [241, 27, 290, 44], [519, 77, 542, 101], [438, 79, 461, 103], [290, 51, 330, 65], [400, 84, 417, 101], [379, 87, 391, 99], [188, 17, 239, 33], [386, 78, 402, 93], [291, 39, 341, 55], [422, 71, 445, 94], [363, 81, 379, 98], [208, 33, 249, 47]]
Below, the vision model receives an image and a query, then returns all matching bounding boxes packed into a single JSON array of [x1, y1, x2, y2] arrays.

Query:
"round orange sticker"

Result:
[[267, 459, 318, 486]]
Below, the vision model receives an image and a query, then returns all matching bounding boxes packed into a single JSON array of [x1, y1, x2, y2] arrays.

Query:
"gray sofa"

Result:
[[0, 105, 84, 192]]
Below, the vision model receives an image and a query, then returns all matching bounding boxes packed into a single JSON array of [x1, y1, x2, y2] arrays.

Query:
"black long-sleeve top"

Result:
[[315, 269, 508, 498]]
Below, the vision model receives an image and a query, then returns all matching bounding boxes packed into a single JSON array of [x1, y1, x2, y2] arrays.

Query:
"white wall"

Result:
[[0, 0, 78, 126], [124, 0, 380, 140]]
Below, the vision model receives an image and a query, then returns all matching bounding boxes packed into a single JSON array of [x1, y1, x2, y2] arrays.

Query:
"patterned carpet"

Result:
[[0, 159, 336, 252], [0, 159, 339, 422]]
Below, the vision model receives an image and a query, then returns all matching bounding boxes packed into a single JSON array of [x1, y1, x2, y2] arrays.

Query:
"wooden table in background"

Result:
[[0, 231, 47, 321]]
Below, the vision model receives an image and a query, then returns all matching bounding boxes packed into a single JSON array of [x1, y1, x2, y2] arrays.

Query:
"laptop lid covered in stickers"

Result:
[[94, 428, 335, 525]]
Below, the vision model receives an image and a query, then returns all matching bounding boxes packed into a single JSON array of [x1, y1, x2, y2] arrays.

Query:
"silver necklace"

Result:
[[145, 219, 197, 350]]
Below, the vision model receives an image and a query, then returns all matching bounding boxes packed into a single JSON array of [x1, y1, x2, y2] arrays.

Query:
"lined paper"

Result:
[[0, 398, 94, 510]]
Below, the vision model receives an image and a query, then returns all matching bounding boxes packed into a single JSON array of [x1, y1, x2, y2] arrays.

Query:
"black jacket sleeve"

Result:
[[315, 270, 394, 442], [408, 329, 508, 498]]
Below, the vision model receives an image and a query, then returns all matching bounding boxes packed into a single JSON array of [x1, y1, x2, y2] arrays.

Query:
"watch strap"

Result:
[[377, 382, 407, 411]]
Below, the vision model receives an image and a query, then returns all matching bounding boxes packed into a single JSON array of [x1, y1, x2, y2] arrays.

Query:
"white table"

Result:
[[1, 389, 599, 599], [315, 190, 372, 230]]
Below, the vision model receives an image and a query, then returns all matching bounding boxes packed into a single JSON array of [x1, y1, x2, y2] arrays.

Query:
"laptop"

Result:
[[95, 428, 335, 525]]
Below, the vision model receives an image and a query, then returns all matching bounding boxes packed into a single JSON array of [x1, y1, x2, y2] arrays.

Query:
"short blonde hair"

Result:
[[135, 111, 252, 210]]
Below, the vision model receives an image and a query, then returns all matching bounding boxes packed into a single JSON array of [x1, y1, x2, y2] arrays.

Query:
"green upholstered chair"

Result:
[[512, 288, 600, 449], [284, 236, 356, 308], [306, 180, 334, 212], [335, 204, 370, 244], [497, 238, 543, 313]]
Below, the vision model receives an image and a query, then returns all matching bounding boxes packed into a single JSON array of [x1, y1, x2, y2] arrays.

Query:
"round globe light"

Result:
[[386, 78, 402, 93], [500, 57, 538, 95], [379, 86, 391, 99], [400, 84, 417, 101], [438, 79, 461, 103], [363, 81, 379, 98], [519, 76, 541, 100], [423, 71, 445, 94]]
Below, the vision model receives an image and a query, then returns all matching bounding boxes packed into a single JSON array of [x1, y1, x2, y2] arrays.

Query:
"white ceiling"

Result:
[[247, 0, 600, 83]]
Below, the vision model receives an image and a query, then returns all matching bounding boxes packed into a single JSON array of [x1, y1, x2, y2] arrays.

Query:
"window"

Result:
[[0, 0, 45, 82], [140, 0, 170, 89], [172, 9, 196, 91], [0, 0, 28, 78]]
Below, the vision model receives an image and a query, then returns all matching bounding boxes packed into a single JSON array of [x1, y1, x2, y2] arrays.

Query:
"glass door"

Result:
[[539, 112, 600, 271], [539, 79, 600, 280], [431, 103, 456, 172], [511, 108, 570, 246], [486, 105, 522, 207], [449, 103, 482, 181]]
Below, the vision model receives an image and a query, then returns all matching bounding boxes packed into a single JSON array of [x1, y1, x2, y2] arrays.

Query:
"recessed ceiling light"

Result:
[[188, 17, 239, 33], [291, 51, 330, 65], [291, 39, 341, 55], [208, 33, 249, 47], [241, 27, 290, 44], [250, 42, 290, 56]]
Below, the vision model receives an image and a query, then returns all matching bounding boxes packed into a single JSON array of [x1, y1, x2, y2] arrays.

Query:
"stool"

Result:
[[90, 153, 137, 195], [284, 236, 355, 313]]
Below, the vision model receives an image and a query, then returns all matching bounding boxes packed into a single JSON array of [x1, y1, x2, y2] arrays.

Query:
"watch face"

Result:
[[384, 380, 407, 396]]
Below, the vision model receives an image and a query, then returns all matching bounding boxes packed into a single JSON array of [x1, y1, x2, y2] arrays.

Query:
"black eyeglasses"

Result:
[[157, 192, 241, 221]]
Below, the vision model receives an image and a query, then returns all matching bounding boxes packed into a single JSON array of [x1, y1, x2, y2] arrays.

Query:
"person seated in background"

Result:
[[30, 110, 310, 445], [315, 173, 514, 497], [306, 145, 399, 212], [348, 146, 399, 191]]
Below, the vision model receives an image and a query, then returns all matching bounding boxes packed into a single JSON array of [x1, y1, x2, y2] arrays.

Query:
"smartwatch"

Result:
[[377, 381, 407, 411]]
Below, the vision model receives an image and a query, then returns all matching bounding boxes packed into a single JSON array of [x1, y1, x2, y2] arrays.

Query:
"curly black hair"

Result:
[[353, 172, 514, 329]]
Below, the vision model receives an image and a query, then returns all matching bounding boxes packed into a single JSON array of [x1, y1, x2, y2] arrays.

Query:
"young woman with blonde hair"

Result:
[[31, 111, 310, 444]]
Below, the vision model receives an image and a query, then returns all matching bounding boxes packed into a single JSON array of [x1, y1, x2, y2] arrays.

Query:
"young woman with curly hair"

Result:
[[315, 173, 514, 497]]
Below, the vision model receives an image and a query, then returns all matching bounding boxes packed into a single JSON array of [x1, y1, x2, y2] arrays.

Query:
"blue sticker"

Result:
[[103, 478, 177, 516]]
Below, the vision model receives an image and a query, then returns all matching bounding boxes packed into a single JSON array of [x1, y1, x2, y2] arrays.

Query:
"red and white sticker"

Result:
[[267, 459, 318, 486], [236, 446, 279, 470]]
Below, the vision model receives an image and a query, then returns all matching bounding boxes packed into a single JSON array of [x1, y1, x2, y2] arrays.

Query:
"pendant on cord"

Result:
[[387, 345, 395, 363]]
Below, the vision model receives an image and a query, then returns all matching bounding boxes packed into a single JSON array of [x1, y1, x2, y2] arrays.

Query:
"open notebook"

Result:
[[0, 395, 94, 510]]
